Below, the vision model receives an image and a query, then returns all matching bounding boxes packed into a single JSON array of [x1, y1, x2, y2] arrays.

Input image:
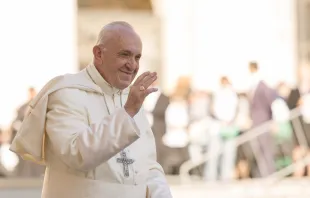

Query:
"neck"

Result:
[[92, 62, 111, 82], [93, 63, 114, 87], [87, 63, 123, 95]]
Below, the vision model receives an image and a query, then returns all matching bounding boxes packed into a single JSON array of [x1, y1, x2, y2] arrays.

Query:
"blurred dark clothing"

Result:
[[248, 81, 278, 177], [249, 82, 277, 125], [150, 93, 170, 171], [287, 88, 310, 146]]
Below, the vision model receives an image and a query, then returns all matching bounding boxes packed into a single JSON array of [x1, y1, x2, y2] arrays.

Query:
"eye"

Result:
[[119, 50, 132, 57], [120, 52, 130, 57], [135, 55, 141, 60]]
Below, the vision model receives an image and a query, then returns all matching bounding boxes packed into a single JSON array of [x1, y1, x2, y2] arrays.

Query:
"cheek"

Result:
[[132, 73, 138, 80], [134, 65, 139, 76], [111, 60, 126, 73], [134, 63, 140, 72], [116, 59, 128, 69]]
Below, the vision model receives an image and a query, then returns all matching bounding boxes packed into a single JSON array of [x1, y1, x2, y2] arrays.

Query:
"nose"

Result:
[[126, 58, 137, 70]]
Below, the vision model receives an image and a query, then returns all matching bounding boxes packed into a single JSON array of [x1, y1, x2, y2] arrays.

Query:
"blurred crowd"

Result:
[[0, 61, 309, 182], [0, 87, 45, 178], [144, 62, 310, 181]]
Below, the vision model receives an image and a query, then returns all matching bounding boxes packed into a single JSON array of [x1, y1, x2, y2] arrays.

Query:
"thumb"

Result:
[[145, 88, 158, 97]]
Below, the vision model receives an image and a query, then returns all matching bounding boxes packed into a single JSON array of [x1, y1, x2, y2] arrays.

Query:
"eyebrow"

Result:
[[118, 50, 132, 54], [118, 50, 141, 57]]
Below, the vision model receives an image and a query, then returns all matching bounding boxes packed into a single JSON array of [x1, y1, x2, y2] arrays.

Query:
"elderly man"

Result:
[[10, 21, 172, 198]]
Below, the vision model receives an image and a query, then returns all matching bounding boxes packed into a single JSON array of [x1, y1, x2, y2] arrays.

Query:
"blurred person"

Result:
[[143, 80, 170, 172], [10, 21, 172, 198], [187, 91, 212, 176], [188, 117, 212, 176], [0, 128, 7, 177], [287, 65, 310, 177], [0, 128, 11, 177], [235, 93, 252, 179], [188, 91, 211, 122], [173, 76, 192, 102], [11, 87, 36, 141], [9, 87, 45, 178], [204, 76, 239, 181], [0, 128, 19, 177], [247, 61, 278, 177], [271, 82, 293, 171], [162, 76, 191, 174]]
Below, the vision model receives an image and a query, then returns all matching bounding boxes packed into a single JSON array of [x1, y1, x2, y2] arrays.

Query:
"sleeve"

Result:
[[146, 128, 172, 198], [46, 88, 141, 172]]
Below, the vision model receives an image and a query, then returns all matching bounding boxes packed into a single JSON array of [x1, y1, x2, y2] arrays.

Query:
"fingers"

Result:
[[134, 71, 157, 88], [143, 74, 157, 89], [139, 72, 156, 88], [131, 71, 158, 97], [134, 71, 150, 85]]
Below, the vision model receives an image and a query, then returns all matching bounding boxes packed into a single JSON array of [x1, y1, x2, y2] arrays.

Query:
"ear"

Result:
[[93, 45, 103, 63]]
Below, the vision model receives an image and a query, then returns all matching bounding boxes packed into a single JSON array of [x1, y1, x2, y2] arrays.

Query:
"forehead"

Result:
[[112, 30, 142, 54]]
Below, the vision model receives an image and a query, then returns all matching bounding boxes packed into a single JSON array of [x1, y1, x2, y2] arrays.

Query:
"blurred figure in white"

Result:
[[204, 76, 239, 181], [163, 77, 190, 174], [271, 82, 293, 171], [143, 80, 170, 172], [187, 91, 212, 174], [188, 91, 211, 122], [0, 128, 19, 177]]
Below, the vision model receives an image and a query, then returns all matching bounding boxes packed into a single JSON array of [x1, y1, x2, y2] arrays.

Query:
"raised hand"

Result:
[[124, 71, 158, 117]]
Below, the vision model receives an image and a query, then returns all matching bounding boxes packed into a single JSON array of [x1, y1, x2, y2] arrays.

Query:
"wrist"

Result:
[[124, 106, 136, 118]]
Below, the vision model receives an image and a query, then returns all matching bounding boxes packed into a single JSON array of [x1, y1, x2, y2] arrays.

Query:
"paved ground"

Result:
[[0, 177, 310, 198], [170, 178, 310, 198]]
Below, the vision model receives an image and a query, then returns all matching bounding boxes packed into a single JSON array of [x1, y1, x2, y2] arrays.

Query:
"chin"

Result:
[[117, 81, 131, 90]]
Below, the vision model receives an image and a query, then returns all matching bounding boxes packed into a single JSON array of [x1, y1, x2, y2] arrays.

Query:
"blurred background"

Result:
[[0, 0, 310, 197]]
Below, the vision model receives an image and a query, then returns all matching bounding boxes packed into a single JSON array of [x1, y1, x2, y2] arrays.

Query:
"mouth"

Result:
[[120, 71, 133, 75]]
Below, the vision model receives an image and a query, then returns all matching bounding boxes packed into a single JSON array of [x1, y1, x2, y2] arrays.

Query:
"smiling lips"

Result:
[[120, 71, 134, 81], [121, 71, 133, 75]]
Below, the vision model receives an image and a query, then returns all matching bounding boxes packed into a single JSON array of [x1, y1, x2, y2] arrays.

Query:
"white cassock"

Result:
[[10, 64, 172, 198]]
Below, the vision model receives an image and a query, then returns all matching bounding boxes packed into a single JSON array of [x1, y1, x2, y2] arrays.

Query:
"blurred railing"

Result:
[[179, 107, 308, 183]]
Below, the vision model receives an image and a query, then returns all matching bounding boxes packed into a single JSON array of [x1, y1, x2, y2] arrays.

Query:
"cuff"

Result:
[[122, 108, 141, 137]]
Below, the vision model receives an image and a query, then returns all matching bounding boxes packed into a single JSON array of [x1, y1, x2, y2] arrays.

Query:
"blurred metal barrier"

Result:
[[179, 107, 307, 183], [267, 155, 310, 182]]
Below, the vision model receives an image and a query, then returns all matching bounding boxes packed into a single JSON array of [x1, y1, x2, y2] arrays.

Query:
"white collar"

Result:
[[86, 64, 129, 95]]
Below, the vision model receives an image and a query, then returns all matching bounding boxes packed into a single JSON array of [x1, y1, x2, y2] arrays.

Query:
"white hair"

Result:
[[95, 21, 134, 45]]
